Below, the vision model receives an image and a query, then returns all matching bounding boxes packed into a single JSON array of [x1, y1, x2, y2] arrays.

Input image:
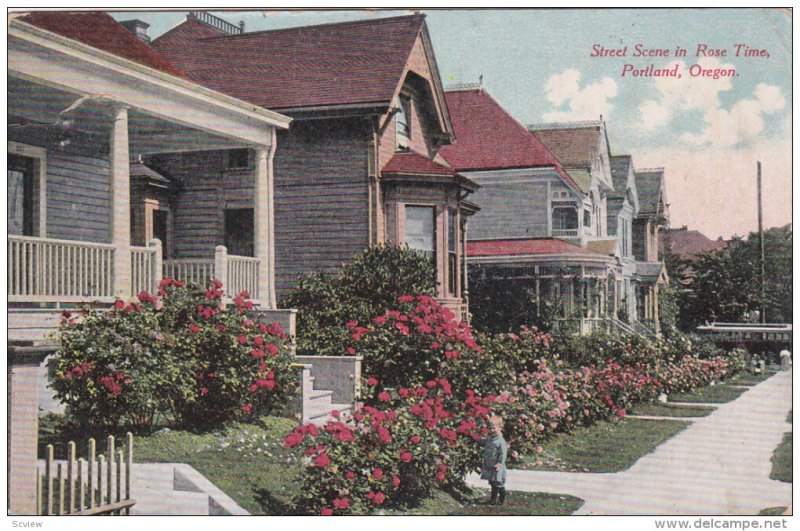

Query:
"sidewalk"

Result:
[[467, 370, 792, 515]]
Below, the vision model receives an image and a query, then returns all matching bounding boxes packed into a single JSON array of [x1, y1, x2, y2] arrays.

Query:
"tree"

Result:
[[669, 225, 792, 330]]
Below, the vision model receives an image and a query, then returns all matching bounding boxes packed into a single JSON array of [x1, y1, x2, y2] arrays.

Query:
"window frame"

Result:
[[395, 95, 412, 150]]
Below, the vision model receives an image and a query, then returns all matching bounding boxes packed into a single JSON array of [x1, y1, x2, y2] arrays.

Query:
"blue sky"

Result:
[[111, 9, 792, 239]]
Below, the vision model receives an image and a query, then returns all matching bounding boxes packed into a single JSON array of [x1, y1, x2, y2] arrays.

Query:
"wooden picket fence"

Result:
[[37, 433, 135, 515]]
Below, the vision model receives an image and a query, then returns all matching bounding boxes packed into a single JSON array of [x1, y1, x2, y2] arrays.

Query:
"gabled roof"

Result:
[[382, 151, 455, 176], [666, 227, 727, 260], [20, 11, 183, 77], [635, 168, 667, 218], [153, 14, 435, 115], [439, 87, 580, 192], [468, 238, 606, 258], [635, 261, 666, 282], [610, 155, 633, 195], [529, 121, 604, 170]]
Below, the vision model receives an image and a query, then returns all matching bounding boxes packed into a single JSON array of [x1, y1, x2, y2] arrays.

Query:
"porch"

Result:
[[8, 17, 291, 311]]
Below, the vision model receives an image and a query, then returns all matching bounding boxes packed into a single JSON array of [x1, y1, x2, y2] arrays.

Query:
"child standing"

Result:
[[481, 415, 508, 505]]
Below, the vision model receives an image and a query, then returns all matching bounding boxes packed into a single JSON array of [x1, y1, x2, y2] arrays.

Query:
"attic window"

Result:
[[228, 148, 251, 170], [396, 96, 411, 149]]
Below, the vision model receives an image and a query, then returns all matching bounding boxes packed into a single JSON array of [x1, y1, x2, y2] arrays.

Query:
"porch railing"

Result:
[[162, 259, 215, 286], [38, 433, 134, 516], [163, 246, 261, 302], [131, 240, 161, 296], [8, 235, 115, 303], [226, 254, 260, 299]]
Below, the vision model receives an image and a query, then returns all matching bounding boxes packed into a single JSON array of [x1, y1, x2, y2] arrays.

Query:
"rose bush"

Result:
[[51, 279, 297, 430]]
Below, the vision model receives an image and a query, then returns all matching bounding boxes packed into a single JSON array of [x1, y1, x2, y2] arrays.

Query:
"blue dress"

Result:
[[480, 434, 507, 485]]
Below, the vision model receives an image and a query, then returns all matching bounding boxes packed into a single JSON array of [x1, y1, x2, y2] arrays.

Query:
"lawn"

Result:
[[518, 417, 690, 473], [769, 432, 792, 483], [629, 402, 715, 418], [39, 415, 305, 515], [393, 487, 583, 516], [669, 384, 749, 404], [726, 372, 773, 386], [759, 507, 788, 516]]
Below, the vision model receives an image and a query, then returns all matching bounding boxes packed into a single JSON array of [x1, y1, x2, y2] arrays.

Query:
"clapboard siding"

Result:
[[467, 179, 550, 240], [274, 119, 370, 299], [146, 151, 227, 259], [46, 152, 111, 243]]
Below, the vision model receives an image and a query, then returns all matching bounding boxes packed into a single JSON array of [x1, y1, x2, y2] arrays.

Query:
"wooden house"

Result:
[[608, 155, 640, 322], [439, 86, 619, 333], [8, 11, 292, 514], [151, 12, 478, 317], [633, 168, 670, 334]]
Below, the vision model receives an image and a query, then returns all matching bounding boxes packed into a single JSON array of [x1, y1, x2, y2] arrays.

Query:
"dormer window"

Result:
[[396, 96, 411, 149], [551, 201, 578, 238]]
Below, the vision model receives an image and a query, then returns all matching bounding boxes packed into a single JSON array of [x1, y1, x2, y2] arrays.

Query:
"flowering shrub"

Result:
[[347, 295, 484, 393], [51, 280, 297, 429], [282, 245, 436, 358], [285, 379, 494, 515]]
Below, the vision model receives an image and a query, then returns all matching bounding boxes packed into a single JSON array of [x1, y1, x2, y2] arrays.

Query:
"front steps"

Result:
[[300, 371, 352, 425]]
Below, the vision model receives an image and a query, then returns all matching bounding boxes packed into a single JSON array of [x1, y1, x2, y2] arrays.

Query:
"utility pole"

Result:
[[757, 161, 766, 323]]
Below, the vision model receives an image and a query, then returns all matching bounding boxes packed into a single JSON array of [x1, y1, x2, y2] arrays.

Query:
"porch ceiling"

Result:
[[9, 76, 247, 156]]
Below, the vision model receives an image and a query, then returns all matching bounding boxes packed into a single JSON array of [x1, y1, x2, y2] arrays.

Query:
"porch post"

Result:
[[110, 105, 132, 299], [254, 137, 276, 308]]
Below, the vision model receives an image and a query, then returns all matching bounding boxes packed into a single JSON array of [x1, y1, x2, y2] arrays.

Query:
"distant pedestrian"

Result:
[[481, 415, 508, 505], [780, 349, 792, 371]]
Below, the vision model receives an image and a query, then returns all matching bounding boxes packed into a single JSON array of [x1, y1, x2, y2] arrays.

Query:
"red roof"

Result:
[[382, 152, 456, 176], [531, 125, 601, 169], [440, 89, 579, 189], [467, 238, 603, 258], [20, 11, 183, 77], [153, 14, 426, 111], [667, 228, 727, 260]]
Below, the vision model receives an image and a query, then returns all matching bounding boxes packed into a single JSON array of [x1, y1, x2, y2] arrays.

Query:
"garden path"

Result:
[[467, 369, 792, 515]]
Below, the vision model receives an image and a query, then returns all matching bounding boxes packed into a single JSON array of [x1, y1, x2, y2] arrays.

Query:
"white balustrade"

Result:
[[8, 235, 115, 303], [162, 259, 215, 287], [130, 244, 158, 296], [226, 255, 260, 299]]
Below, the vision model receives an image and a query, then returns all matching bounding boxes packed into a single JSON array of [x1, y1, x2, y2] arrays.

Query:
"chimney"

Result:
[[120, 19, 151, 43]]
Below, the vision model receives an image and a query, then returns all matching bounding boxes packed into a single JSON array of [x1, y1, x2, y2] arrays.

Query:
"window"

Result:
[[584, 209, 592, 228], [8, 155, 35, 236], [404, 205, 435, 259], [551, 201, 578, 236], [224, 208, 254, 257], [396, 96, 411, 149], [227, 148, 251, 170], [447, 209, 457, 296]]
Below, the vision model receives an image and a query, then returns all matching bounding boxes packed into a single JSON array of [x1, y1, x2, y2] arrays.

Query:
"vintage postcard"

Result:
[[6, 7, 793, 526]]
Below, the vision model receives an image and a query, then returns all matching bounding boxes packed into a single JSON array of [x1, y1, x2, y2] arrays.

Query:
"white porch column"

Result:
[[110, 105, 132, 299], [255, 136, 276, 308]]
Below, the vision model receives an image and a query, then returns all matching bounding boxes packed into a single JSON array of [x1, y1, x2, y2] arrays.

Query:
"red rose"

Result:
[[372, 468, 383, 480], [392, 476, 400, 488], [265, 343, 279, 357], [410, 435, 420, 444], [189, 324, 201, 334], [373, 491, 385, 505], [378, 391, 391, 402], [346, 347, 357, 355], [367, 377, 379, 387], [332, 497, 350, 509], [237, 335, 248, 345], [397, 295, 414, 303], [400, 451, 413, 463], [320, 508, 333, 516], [346, 471, 355, 480], [253, 336, 264, 347], [241, 404, 252, 414], [313, 452, 331, 468]]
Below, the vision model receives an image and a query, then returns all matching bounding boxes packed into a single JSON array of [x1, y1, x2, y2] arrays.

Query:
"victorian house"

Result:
[[440, 87, 619, 334], [8, 11, 292, 514], [152, 12, 477, 318]]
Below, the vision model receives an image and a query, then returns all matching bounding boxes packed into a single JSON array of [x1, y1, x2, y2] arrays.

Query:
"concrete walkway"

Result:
[[468, 370, 792, 515]]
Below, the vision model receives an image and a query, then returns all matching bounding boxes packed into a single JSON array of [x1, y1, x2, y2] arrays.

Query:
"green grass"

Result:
[[38, 415, 304, 515], [726, 372, 773, 386], [518, 418, 690, 473], [629, 402, 715, 418], [394, 487, 583, 516], [669, 384, 749, 404], [759, 507, 788, 516], [769, 432, 792, 483]]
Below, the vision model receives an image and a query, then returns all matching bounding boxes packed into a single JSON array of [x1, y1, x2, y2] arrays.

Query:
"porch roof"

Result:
[[468, 237, 610, 260], [10, 16, 291, 152], [635, 261, 666, 282]]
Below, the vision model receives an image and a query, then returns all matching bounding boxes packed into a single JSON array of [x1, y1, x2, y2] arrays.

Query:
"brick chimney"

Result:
[[119, 19, 151, 43]]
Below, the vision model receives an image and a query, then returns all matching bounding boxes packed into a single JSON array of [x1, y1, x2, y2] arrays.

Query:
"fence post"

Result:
[[77, 458, 85, 513], [149, 238, 163, 291], [106, 436, 115, 505], [126, 433, 133, 503], [67, 441, 76, 514], [214, 245, 228, 290], [45, 445, 53, 516], [87, 438, 95, 509]]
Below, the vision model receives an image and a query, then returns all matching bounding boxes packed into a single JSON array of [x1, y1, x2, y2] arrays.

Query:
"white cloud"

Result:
[[637, 58, 786, 147], [542, 69, 617, 122], [634, 136, 791, 239]]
